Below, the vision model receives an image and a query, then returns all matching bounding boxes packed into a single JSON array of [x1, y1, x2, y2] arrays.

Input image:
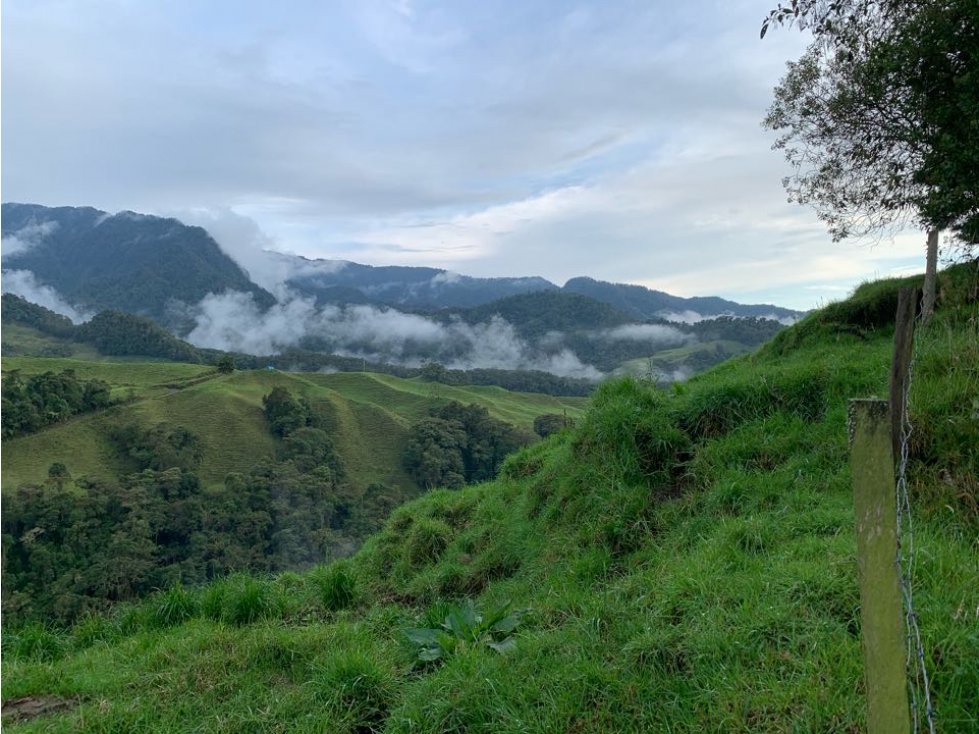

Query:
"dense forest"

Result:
[[1, 368, 113, 438], [403, 402, 535, 489], [2, 387, 353, 624], [0, 384, 537, 626], [1, 203, 275, 321]]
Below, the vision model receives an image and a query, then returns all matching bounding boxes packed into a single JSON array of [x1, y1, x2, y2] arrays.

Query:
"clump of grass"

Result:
[[225, 576, 283, 626], [314, 561, 357, 611], [5, 622, 65, 661], [197, 574, 284, 626], [403, 517, 453, 570], [153, 583, 198, 628], [622, 626, 689, 675], [676, 363, 828, 439], [314, 649, 395, 733], [573, 377, 690, 485], [70, 612, 120, 650]]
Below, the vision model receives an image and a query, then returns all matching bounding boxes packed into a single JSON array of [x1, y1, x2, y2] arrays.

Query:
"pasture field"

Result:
[[1, 358, 587, 490]]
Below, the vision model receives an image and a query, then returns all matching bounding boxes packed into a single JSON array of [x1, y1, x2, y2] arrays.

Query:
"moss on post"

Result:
[[849, 398, 910, 734]]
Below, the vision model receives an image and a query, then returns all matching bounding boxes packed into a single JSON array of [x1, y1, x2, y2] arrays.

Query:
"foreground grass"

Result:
[[3, 269, 977, 732]]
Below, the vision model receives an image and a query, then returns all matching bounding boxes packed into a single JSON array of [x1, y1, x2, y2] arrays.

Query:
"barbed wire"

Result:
[[895, 307, 936, 734]]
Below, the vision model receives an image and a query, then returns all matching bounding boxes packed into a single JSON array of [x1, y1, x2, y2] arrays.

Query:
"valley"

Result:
[[2, 266, 976, 732]]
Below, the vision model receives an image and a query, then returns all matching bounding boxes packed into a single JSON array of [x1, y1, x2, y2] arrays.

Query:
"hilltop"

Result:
[[2, 262, 976, 732], [1, 203, 275, 322]]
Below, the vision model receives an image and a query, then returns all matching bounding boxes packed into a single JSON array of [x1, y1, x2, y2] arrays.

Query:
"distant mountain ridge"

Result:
[[563, 277, 798, 322], [287, 259, 557, 309], [1, 203, 802, 323]]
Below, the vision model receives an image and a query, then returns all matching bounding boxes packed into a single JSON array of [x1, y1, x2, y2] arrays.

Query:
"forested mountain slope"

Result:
[[1, 203, 275, 321]]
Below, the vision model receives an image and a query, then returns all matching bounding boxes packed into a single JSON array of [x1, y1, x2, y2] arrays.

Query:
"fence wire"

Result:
[[895, 310, 937, 734]]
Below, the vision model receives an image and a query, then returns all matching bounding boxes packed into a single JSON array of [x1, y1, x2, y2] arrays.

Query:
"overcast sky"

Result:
[[2, 0, 929, 310]]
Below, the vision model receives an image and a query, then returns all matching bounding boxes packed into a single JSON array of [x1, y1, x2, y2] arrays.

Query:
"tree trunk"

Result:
[[921, 228, 939, 325]]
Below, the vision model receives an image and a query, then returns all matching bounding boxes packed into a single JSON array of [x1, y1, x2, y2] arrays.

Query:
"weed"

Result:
[[404, 598, 529, 664]]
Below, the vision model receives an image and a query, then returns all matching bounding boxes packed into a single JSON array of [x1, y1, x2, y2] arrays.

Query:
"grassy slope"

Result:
[[3, 271, 977, 733], [0, 361, 587, 491], [0, 325, 102, 360], [617, 339, 751, 377]]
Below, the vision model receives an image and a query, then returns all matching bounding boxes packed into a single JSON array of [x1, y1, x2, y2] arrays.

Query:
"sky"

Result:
[[1, 0, 932, 310]]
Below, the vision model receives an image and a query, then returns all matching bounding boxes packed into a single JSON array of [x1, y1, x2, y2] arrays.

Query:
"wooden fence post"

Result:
[[889, 287, 919, 459], [849, 398, 910, 734]]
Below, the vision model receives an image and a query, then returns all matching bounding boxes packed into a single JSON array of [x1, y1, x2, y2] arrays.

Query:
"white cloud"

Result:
[[184, 290, 603, 379], [601, 323, 692, 346], [1, 269, 92, 323], [1, 221, 59, 256], [4, 1, 923, 311]]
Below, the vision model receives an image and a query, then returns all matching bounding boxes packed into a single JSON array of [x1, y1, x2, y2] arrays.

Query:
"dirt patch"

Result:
[[2, 695, 79, 723]]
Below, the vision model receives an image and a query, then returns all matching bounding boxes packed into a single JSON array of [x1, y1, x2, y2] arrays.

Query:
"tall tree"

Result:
[[763, 0, 978, 322]]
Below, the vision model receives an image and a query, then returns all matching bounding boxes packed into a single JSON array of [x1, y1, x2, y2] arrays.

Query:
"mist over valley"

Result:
[[1, 203, 799, 383]]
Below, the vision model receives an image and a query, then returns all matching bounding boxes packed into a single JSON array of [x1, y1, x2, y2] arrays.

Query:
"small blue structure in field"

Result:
[[266, 365, 276, 371]]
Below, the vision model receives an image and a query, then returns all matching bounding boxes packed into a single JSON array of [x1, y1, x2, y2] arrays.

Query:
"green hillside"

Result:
[[617, 339, 751, 380], [0, 361, 587, 491], [2, 266, 977, 732]]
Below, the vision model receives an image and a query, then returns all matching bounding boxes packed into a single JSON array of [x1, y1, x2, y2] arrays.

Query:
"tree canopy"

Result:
[[764, 0, 978, 246]]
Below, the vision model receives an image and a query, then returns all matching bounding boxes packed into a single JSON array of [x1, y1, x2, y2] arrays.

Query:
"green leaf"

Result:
[[490, 611, 526, 635], [417, 646, 443, 662], [404, 627, 439, 646], [487, 637, 517, 654]]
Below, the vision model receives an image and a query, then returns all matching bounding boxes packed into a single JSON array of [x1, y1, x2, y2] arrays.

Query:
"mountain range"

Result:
[[2, 203, 800, 321], [2, 203, 802, 381]]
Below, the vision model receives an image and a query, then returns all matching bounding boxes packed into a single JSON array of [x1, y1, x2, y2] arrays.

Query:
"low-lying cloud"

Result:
[[1, 221, 59, 256], [186, 290, 603, 380], [659, 310, 799, 326], [601, 323, 692, 346], [2, 269, 93, 323]]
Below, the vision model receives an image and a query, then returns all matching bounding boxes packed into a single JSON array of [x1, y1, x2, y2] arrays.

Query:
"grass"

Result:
[[2, 266, 977, 732], [617, 339, 750, 378], [0, 364, 588, 491]]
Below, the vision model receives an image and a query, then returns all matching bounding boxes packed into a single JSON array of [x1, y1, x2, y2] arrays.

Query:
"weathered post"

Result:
[[849, 398, 910, 734], [889, 287, 919, 459]]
